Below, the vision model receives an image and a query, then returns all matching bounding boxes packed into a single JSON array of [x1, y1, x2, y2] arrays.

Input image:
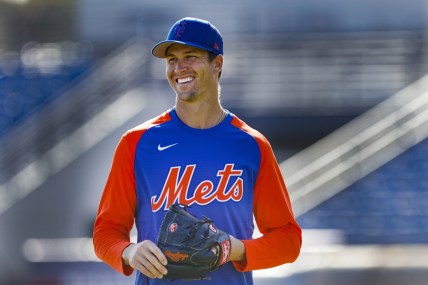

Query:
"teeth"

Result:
[[177, 77, 193, 84]]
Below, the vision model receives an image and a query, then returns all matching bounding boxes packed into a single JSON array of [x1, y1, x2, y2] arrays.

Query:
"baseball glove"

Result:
[[157, 204, 231, 280]]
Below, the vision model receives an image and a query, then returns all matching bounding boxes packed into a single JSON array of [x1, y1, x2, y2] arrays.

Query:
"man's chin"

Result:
[[176, 91, 198, 102]]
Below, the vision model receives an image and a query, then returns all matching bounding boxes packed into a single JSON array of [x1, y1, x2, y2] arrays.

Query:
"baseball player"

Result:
[[93, 17, 302, 284]]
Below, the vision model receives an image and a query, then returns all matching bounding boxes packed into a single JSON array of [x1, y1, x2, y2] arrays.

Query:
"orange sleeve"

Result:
[[233, 134, 302, 271], [93, 131, 140, 276]]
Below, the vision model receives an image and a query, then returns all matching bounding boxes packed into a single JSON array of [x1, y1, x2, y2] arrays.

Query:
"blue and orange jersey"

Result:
[[93, 109, 302, 285]]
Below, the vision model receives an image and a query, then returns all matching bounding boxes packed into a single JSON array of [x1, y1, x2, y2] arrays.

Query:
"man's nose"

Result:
[[175, 59, 188, 72]]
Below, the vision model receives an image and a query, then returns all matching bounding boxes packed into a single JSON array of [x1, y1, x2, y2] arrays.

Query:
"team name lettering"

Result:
[[151, 164, 244, 212]]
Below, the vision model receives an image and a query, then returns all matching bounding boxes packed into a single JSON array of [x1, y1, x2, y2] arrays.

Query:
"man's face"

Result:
[[165, 44, 220, 102]]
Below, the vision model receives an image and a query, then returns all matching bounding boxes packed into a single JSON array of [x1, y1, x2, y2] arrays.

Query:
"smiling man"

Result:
[[93, 17, 302, 285]]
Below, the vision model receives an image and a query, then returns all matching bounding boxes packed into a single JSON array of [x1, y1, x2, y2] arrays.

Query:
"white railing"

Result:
[[283, 74, 428, 217], [0, 38, 159, 216]]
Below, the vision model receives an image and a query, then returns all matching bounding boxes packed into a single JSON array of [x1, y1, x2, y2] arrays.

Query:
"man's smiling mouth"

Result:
[[177, 77, 194, 84]]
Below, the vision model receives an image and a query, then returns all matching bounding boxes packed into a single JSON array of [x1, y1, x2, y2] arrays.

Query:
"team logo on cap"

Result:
[[174, 21, 186, 38], [213, 42, 220, 51]]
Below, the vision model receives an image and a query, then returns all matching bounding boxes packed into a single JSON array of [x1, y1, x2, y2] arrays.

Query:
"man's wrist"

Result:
[[229, 235, 246, 262], [122, 243, 135, 266]]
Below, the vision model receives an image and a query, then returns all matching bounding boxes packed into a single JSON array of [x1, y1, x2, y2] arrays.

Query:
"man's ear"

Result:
[[214, 54, 224, 73]]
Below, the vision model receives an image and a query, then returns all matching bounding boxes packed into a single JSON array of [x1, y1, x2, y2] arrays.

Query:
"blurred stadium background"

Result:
[[0, 0, 428, 284]]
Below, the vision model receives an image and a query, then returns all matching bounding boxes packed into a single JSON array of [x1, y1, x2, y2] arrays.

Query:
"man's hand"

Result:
[[122, 240, 168, 279]]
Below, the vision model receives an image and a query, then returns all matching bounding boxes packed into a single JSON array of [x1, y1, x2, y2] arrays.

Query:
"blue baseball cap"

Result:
[[152, 17, 223, 58]]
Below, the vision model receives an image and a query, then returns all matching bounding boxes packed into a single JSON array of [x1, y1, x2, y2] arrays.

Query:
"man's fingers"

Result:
[[129, 252, 164, 279], [145, 251, 168, 275], [130, 258, 157, 279], [141, 256, 166, 278], [140, 240, 168, 265], [149, 244, 168, 266], [132, 240, 168, 278]]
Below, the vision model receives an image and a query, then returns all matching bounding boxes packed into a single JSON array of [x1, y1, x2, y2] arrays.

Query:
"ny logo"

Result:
[[174, 22, 186, 38]]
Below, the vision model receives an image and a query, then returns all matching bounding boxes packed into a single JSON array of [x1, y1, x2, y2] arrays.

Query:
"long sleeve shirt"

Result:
[[93, 109, 302, 285]]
